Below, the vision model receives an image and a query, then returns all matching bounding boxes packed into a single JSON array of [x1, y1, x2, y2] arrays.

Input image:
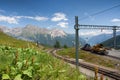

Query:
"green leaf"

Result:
[[14, 74, 23, 80], [23, 70, 32, 77], [23, 67, 33, 78], [28, 66, 33, 70], [17, 62, 23, 69], [10, 66, 17, 75], [2, 74, 10, 79], [58, 70, 66, 73], [78, 75, 86, 80], [48, 64, 53, 70]]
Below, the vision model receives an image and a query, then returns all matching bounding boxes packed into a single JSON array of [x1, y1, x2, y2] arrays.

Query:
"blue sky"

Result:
[[0, 0, 120, 35]]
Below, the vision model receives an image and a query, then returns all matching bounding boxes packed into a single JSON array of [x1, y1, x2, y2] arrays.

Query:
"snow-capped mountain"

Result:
[[50, 28, 66, 38], [0, 24, 67, 38], [11, 25, 66, 38], [0, 26, 11, 33]]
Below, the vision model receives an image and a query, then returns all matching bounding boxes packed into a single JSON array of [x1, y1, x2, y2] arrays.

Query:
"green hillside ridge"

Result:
[[0, 31, 41, 49], [0, 31, 85, 79], [102, 35, 120, 49]]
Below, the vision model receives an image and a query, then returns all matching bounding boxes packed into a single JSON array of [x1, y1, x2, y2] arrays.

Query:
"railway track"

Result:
[[51, 49, 120, 80], [82, 49, 120, 60], [106, 55, 120, 60], [89, 51, 120, 60]]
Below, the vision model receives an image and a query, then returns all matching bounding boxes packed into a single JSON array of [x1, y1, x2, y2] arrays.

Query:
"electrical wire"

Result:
[[79, 3, 120, 20]]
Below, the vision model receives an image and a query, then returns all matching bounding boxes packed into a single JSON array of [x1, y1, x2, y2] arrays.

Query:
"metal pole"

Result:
[[74, 16, 79, 68], [113, 26, 117, 49]]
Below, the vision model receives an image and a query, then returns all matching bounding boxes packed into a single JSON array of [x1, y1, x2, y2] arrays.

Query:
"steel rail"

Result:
[[82, 49, 120, 60], [107, 55, 120, 60], [51, 49, 120, 80]]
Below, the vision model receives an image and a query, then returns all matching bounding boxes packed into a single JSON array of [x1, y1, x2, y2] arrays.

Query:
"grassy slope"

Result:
[[0, 31, 85, 79], [0, 31, 43, 50], [57, 48, 120, 70]]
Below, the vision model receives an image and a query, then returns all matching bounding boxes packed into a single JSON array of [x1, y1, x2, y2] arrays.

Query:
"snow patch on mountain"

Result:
[[0, 24, 67, 38], [49, 28, 66, 38]]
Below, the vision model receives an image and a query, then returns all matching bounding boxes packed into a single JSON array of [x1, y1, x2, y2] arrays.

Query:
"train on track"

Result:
[[81, 44, 109, 55]]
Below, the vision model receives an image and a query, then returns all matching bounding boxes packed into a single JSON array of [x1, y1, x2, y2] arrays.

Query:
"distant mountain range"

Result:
[[0, 25, 86, 47], [87, 32, 120, 45], [87, 34, 112, 45], [1, 25, 120, 47]]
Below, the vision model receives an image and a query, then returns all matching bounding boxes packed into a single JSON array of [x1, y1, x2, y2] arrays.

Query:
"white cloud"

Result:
[[0, 15, 18, 24], [111, 18, 120, 22], [14, 16, 23, 19], [34, 16, 48, 21], [51, 13, 68, 21], [15, 16, 48, 21], [80, 31, 100, 36], [103, 30, 113, 34], [57, 22, 68, 28], [0, 15, 48, 24], [79, 30, 112, 36]]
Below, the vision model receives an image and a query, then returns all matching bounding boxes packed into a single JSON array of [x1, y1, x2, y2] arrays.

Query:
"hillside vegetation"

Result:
[[102, 35, 120, 49], [57, 48, 120, 70], [0, 31, 39, 49], [0, 31, 85, 80]]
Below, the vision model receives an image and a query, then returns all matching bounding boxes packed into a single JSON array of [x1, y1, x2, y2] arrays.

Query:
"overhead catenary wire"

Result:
[[79, 3, 120, 20]]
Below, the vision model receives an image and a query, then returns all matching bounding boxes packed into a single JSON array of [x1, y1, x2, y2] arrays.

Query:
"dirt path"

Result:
[[68, 63, 114, 80]]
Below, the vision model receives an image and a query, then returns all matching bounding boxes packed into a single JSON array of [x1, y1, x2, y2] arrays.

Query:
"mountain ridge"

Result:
[[87, 32, 120, 45], [101, 35, 120, 49], [0, 24, 67, 38], [0, 25, 86, 47]]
